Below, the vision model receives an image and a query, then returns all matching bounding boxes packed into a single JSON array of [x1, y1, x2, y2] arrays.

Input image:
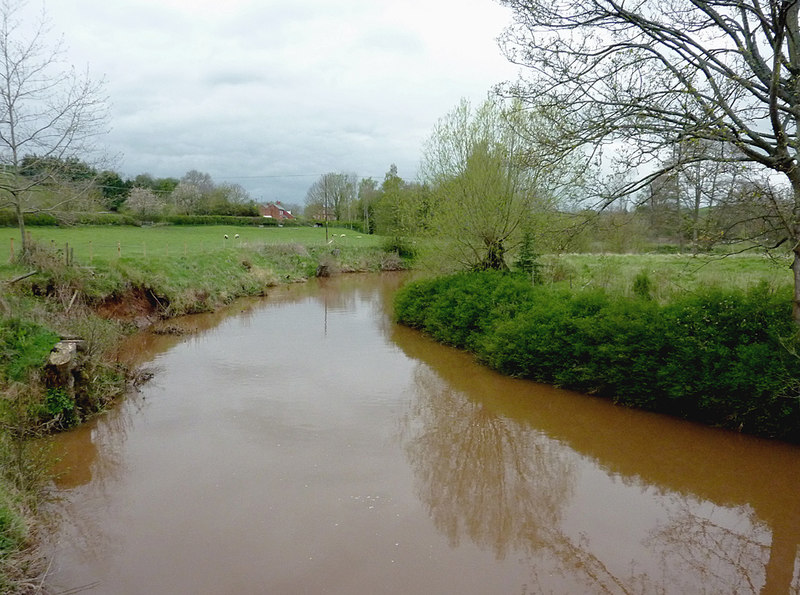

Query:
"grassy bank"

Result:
[[0, 224, 405, 591], [394, 271, 800, 443]]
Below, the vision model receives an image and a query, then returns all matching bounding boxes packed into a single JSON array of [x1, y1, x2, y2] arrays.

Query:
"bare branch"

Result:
[[0, 0, 108, 256]]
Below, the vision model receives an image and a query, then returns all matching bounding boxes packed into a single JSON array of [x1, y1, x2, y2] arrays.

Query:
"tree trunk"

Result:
[[676, 191, 684, 253], [692, 180, 701, 255], [793, 247, 800, 326], [14, 196, 26, 258]]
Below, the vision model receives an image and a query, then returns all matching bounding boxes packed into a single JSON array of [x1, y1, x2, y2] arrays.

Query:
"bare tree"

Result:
[[304, 172, 357, 221], [171, 181, 202, 214], [499, 0, 800, 323], [0, 0, 107, 257], [180, 170, 214, 195]]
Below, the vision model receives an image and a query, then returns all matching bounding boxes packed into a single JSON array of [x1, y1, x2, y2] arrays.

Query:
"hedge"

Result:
[[394, 271, 800, 442]]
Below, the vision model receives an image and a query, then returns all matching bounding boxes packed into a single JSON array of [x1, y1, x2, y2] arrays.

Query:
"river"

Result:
[[44, 273, 800, 594]]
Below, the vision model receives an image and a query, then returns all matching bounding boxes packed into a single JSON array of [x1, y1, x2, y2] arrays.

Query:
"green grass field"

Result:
[[1, 225, 792, 300], [1, 224, 378, 264], [0, 224, 393, 315]]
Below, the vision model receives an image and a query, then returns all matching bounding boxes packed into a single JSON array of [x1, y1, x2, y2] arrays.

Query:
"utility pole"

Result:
[[324, 176, 329, 243]]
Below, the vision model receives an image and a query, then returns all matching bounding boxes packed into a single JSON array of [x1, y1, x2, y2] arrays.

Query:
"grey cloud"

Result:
[[46, 0, 519, 201]]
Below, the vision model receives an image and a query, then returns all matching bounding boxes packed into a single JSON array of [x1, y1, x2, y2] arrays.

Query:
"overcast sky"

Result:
[[38, 0, 520, 203]]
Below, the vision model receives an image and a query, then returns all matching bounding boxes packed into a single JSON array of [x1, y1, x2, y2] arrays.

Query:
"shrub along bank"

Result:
[[394, 271, 800, 442]]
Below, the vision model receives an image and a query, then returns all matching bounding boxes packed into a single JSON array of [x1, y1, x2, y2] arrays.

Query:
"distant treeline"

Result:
[[394, 271, 800, 442], [0, 211, 310, 227]]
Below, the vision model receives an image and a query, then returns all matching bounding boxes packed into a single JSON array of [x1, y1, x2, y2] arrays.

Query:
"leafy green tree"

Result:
[[372, 165, 427, 256], [205, 182, 257, 216], [514, 229, 542, 284], [153, 177, 179, 196], [19, 155, 97, 181], [95, 170, 131, 211], [133, 173, 155, 189], [356, 177, 379, 233]]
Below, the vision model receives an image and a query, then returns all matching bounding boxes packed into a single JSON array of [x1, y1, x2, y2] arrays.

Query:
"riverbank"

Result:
[[394, 271, 800, 443], [0, 225, 407, 592]]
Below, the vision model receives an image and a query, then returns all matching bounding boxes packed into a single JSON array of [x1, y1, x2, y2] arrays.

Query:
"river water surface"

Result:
[[45, 273, 800, 594]]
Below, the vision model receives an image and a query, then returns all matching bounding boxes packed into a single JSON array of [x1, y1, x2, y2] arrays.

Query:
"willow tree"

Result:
[[421, 98, 560, 271], [0, 0, 107, 257], [498, 0, 800, 323]]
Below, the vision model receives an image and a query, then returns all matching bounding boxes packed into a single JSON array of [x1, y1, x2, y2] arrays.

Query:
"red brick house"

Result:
[[259, 201, 295, 220]]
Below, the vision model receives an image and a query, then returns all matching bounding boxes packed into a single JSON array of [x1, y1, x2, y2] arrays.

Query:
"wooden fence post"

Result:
[[9, 237, 13, 261], [89, 240, 93, 264], [65, 242, 69, 267]]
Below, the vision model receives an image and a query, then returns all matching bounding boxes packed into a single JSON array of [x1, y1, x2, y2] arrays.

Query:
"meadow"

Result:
[[544, 251, 793, 298], [1, 224, 379, 264]]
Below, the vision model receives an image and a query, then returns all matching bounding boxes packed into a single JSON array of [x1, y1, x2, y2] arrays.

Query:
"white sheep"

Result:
[[234, 234, 240, 239], [224, 234, 229, 240]]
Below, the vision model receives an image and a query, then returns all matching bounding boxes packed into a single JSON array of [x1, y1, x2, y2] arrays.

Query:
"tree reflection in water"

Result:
[[399, 356, 800, 594], [401, 364, 651, 592], [403, 365, 575, 558], [646, 499, 771, 593]]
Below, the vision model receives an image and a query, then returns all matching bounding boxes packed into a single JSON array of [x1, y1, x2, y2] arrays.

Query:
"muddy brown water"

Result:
[[45, 273, 800, 594]]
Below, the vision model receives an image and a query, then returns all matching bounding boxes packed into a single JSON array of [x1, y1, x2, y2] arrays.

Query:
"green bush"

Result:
[[632, 269, 653, 300], [394, 272, 800, 442], [333, 220, 369, 234], [71, 213, 139, 226], [381, 235, 417, 260], [44, 388, 77, 428], [0, 211, 58, 226], [395, 271, 536, 349], [0, 320, 59, 384]]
